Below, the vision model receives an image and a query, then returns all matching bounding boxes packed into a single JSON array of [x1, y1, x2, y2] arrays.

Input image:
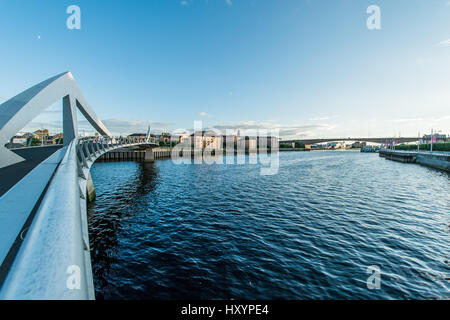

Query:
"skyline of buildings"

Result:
[[8, 127, 449, 150]]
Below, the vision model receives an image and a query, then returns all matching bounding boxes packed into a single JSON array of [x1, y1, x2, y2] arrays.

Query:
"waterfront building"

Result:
[[221, 135, 259, 150], [11, 135, 27, 146], [174, 133, 189, 144], [310, 143, 324, 149], [156, 132, 171, 144], [128, 132, 151, 140], [326, 142, 338, 149], [79, 132, 99, 138], [49, 133, 63, 144], [189, 130, 223, 150], [239, 136, 258, 150], [33, 129, 49, 141], [257, 136, 279, 148], [351, 141, 366, 148]]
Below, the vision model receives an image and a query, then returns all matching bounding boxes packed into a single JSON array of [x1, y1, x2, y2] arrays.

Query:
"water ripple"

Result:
[[88, 151, 450, 299]]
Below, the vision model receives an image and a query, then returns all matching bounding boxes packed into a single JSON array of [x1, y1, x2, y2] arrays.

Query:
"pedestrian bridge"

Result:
[[0, 72, 158, 299]]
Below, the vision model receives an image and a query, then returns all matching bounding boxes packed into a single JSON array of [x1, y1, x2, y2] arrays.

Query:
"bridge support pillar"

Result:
[[144, 149, 154, 162], [86, 172, 96, 202]]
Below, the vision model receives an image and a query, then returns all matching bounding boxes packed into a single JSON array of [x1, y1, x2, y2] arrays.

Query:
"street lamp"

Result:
[[417, 132, 420, 152], [430, 129, 433, 153]]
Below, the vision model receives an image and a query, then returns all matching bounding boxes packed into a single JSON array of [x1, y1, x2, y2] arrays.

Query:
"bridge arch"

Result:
[[0, 73, 157, 299], [0, 72, 112, 169]]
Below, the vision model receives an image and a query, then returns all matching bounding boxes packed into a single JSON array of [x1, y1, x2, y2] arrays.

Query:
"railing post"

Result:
[[84, 142, 91, 159], [77, 142, 89, 169], [88, 141, 95, 155]]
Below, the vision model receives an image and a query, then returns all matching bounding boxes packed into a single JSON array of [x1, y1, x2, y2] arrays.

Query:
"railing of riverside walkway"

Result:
[[379, 148, 450, 157]]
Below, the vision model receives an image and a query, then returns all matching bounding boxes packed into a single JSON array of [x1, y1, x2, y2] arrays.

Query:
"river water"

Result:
[[87, 151, 450, 299]]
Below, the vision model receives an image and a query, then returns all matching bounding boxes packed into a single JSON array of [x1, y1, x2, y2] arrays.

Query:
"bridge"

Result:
[[0, 72, 158, 299], [280, 137, 419, 146]]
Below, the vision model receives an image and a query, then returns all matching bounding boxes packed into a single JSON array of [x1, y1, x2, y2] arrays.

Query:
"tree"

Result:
[[28, 137, 41, 146]]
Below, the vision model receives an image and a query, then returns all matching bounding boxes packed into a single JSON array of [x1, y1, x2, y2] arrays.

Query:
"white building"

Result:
[[189, 130, 223, 150]]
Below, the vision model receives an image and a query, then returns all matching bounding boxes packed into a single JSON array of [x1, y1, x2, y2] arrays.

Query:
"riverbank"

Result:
[[98, 148, 282, 162], [379, 149, 450, 172], [97, 147, 172, 161], [279, 148, 310, 152], [97, 147, 368, 162], [280, 148, 362, 152]]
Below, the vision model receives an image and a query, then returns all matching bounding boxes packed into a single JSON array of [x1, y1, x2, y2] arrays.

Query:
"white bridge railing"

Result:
[[76, 136, 156, 181], [0, 72, 158, 300], [0, 137, 157, 300]]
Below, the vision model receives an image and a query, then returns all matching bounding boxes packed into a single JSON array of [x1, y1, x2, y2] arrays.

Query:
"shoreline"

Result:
[[379, 149, 450, 172]]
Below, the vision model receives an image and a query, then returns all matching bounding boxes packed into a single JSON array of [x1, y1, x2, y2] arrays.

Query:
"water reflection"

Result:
[[88, 161, 158, 299]]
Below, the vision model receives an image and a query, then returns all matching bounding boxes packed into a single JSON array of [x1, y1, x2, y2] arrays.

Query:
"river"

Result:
[[87, 151, 450, 299]]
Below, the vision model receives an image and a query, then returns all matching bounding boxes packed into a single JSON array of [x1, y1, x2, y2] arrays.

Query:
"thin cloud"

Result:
[[212, 121, 333, 138], [225, 0, 233, 6], [100, 118, 173, 134], [393, 118, 424, 123], [309, 115, 340, 121], [393, 115, 450, 123], [199, 112, 212, 118], [435, 39, 450, 47], [22, 120, 62, 133]]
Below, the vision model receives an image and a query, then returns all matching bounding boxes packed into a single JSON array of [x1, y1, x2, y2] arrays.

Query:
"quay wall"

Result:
[[97, 148, 279, 162], [416, 153, 450, 171], [279, 148, 310, 152], [379, 149, 450, 172], [97, 147, 171, 162]]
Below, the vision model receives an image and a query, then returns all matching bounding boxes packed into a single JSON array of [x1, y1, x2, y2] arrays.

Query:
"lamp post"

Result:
[[417, 132, 420, 152], [430, 129, 433, 153]]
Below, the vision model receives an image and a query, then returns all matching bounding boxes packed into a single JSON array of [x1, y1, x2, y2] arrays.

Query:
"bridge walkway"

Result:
[[0, 146, 63, 198]]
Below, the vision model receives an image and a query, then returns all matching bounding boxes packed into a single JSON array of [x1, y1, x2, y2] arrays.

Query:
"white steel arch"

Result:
[[0, 73, 157, 299], [0, 72, 112, 169]]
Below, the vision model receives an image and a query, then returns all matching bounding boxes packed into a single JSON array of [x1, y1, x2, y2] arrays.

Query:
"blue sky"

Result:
[[0, 0, 449, 138]]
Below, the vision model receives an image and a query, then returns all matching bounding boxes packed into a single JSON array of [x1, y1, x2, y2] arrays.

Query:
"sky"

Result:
[[0, 0, 449, 139]]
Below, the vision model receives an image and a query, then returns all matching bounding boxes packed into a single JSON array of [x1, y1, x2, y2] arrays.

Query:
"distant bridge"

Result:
[[280, 137, 419, 145], [0, 72, 158, 299]]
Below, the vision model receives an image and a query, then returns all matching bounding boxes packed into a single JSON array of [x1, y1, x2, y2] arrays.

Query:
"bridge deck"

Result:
[[0, 146, 63, 198]]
